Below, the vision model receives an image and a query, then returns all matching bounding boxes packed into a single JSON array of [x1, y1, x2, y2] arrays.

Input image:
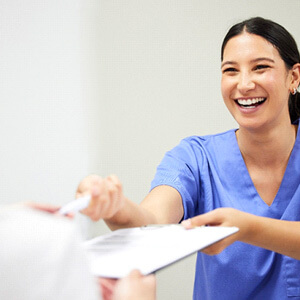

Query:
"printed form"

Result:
[[83, 224, 238, 278]]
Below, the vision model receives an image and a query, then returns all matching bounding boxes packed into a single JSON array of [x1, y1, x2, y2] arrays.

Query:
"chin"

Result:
[[235, 117, 269, 132]]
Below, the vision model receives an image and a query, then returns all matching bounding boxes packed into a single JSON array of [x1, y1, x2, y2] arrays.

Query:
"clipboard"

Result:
[[83, 224, 238, 278]]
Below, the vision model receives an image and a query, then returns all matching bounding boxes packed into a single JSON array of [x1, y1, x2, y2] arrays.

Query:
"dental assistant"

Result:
[[77, 17, 300, 300]]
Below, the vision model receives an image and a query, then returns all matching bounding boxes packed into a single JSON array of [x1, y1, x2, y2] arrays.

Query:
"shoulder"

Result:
[[180, 129, 237, 150], [161, 128, 237, 168]]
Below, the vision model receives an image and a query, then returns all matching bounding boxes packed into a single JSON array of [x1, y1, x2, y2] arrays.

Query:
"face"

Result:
[[221, 32, 293, 131]]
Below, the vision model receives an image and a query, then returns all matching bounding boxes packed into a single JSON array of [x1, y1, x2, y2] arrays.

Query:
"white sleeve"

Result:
[[0, 207, 100, 300]]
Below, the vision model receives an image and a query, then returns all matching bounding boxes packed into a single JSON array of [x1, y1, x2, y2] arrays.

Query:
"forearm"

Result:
[[104, 197, 159, 230], [105, 186, 183, 230], [77, 175, 183, 230], [242, 214, 300, 260]]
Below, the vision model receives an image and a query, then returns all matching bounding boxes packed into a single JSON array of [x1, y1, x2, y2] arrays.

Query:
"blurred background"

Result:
[[1, 1, 300, 299]]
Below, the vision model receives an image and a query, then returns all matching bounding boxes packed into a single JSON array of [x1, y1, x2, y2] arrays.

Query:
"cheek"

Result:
[[220, 81, 234, 112], [259, 71, 289, 94], [221, 77, 233, 100], [260, 73, 277, 91]]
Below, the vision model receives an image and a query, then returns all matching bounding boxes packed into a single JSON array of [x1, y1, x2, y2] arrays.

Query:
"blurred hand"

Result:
[[112, 270, 156, 300], [182, 208, 250, 255], [98, 277, 118, 300], [76, 174, 125, 221], [24, 202, 74, 219], [24, 202, 60, 214]]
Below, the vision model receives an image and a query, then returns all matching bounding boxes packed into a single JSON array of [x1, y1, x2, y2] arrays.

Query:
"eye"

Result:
[[222, 67, 238, 74], [254, 64, 270, 71]]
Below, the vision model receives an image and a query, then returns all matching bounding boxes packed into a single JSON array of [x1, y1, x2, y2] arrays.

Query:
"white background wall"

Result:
[[1, 1, 300, 299], [0, 1, 90, 206]]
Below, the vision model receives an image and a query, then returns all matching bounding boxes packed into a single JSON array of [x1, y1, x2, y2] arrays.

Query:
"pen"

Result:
[[59, 195, 91, 215]]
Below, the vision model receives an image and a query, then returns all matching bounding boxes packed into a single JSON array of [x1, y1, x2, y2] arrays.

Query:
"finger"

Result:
[[76, 174, 102, 195], [88, 178, 118, 220], [99, 175, 125, 219], [127, 269, 143, 279], [181, 218, 194, 229], [25, 202, 60, 214], [100, 282, 114, 300], [107, 175, 123, 194], [182, 210, 223, 229], [91, 177, 104, 198], [201, 234, 237, 255], [181, 215, 209, 229], [99, 277, 118, 291], [142, 273, 156, 287], [81, 180, 106, 221], [103, 177, 120, 218], [87, 179, 113, 220]]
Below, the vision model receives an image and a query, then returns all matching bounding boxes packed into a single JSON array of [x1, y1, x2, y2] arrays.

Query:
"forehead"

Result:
[[222, 32, 281, 62]]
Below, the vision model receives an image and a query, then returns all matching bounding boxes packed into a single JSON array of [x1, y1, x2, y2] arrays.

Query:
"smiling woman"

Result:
[[221, 17, 300, 124], [77, 17, 300, 300], [220, 19, 300, 208], [221, 32, 295, 132]]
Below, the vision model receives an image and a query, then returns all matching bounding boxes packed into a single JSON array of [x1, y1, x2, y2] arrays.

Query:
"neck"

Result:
[[236, 122, 297, 167]]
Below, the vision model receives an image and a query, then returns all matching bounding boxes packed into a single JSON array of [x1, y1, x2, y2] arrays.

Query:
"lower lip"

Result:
[[236, 101, 265, 114]]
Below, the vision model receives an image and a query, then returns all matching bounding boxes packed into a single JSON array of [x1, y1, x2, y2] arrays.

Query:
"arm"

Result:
[[76, 174, 183, 230], [182, 208, 300, 260]]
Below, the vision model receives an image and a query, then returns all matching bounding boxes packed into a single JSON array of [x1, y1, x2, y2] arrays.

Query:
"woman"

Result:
[[77, 17, 300, 299]]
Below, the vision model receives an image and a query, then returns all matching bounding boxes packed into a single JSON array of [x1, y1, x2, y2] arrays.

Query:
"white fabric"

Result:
[[0, 207, 99, 300]]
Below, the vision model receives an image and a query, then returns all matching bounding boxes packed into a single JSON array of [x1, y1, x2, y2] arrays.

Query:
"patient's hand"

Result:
[[22, 202, 74, 218], [25, 202, 60, 213], [112, 270, 156, 300], [98, 277, 117, 300], [98, 270, 156, 300]]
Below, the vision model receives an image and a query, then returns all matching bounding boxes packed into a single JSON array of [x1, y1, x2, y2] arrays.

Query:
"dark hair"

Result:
[[221, 17, 300, 123]]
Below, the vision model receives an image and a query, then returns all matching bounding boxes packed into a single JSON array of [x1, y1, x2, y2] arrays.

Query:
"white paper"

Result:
[[83, 225, 238, 278]]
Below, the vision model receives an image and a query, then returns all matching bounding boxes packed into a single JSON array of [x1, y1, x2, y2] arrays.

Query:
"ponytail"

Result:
[[289, 91, 300, 123]]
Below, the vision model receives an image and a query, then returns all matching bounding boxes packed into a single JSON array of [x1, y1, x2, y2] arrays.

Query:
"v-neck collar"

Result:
[[230, 124, 300, 212]]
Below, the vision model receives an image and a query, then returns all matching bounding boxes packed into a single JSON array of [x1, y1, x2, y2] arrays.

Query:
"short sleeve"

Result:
[[150, 138, 204, 220]]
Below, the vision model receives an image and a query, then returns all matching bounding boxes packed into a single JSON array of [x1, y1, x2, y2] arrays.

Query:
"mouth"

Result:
[[235, 97, 266, 108]]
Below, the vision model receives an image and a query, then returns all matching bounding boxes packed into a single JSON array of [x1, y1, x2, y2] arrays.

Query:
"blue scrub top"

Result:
[[151, 125, 300, 300]]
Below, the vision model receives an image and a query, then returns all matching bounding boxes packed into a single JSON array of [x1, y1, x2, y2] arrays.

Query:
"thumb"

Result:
[[127, 269, 143, 279], [181, 210, 222, 229]]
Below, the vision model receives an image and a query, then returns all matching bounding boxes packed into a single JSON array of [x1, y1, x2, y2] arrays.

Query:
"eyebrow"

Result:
[[221, 57, 275, 68]]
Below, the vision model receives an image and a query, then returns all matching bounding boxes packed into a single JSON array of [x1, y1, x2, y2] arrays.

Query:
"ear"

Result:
[[290, 63, 300, 93]]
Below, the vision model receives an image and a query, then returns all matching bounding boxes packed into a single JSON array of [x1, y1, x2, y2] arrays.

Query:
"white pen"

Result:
[[59, 195, 91, 215]]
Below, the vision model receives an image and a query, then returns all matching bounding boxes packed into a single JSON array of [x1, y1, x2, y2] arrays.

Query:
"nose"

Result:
[[237, 72, 255, 93]]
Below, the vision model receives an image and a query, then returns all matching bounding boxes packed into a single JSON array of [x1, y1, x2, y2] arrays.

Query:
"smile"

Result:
[[235, 97, 266, 108]]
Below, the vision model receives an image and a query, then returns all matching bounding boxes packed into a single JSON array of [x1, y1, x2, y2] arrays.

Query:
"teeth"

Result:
[[237, 98, 265, 106]]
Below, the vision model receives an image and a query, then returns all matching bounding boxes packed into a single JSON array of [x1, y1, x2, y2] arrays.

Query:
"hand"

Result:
[[112, 270, 156, 300], [182, 208, 251, 255], [76, 174, 125, 221], [23, 202, 75, 219], [98, 277, 118, 300], [24, 202, 60, 214]]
